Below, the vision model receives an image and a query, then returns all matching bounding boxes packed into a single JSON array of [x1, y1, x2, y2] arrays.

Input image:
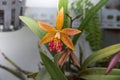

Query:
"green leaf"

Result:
[[35, 68, 51, 80], [19, 16, 46, 39], [80, 68, 120, 80], [71, 0, 102, 51], [58, 0, 68, 13], [36, 72, 50, 80], [81, 44, 120, 70], [54, 54, 62, 63], [58, 0, 70, 27], [85, 13, 102, 51], [80, 68, 120, 75], [40, 51, 67, 80], [81, 75, 120, 80], [73, 0, 108, 45]]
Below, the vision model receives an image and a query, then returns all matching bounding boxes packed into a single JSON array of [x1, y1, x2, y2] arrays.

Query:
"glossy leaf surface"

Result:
[[19, 16, 46, 39], [81, 44, 120, 70], [80, 68, 120, 80], [40, 51, 67, 80]]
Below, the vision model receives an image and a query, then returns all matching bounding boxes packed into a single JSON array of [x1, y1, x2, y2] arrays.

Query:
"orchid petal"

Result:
[[56, 7, 64, 30], [61, 28, 81, 36], [39, 32, 55, 44], [70, 52, 80, 67], [57, 50, 70, 67], [105, 52, 120, 75], [61, 33, 74, 50], [38, 21, 56, 32]]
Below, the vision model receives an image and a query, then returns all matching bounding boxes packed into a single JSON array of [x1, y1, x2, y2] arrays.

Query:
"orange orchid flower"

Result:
[[38, 7, 81, 52]]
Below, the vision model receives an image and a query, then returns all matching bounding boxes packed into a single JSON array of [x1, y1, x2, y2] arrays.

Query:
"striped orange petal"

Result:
[[61, 33, 74, 51], [61, 28, 81, 36], [38, 21, 56, 32], [39, 32, 55, 44], [56, 7, 64, 30], [57, 50, 70, 67], [70, 52, 80, 67]]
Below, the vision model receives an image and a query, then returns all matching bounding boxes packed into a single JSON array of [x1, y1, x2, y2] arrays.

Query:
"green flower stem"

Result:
[[66, 13, 82, 27], [2, 52, 19, 69], [0, 64, 26, 80]]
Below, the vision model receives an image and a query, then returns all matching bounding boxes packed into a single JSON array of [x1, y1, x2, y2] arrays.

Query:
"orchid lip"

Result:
[[48, 39, 63, 53]]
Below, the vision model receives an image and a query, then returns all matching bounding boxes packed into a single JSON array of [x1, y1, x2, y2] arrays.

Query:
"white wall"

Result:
[[26, 0, 58, 8], [0, 27, 40, 80], [25, 0, 100, 8]]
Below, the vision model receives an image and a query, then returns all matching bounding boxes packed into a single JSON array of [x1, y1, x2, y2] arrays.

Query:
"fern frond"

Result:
[[85, 13, 102, 51], [71, 0, 102, 51]]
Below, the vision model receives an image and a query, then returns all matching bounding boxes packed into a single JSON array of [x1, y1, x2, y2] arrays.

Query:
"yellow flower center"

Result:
[[55, 31, 60, 39]]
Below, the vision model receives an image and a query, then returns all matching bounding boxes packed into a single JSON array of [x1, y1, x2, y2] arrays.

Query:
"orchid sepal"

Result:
[[56, 7, 64, 30]]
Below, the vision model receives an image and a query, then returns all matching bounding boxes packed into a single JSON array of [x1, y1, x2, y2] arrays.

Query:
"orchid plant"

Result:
[[1, 0, 120, 80], [38, 7, 81, 67]]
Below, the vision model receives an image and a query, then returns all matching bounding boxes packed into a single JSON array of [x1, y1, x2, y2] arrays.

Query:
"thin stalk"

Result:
[[0, 64, 26, 80]]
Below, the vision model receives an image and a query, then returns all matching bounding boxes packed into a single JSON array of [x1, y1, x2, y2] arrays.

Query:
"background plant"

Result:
[[71, 0, 102, 51]]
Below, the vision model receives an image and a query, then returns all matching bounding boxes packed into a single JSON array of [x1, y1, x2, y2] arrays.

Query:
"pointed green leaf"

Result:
[[85, 13, 102, 51], [80, 68, 120, 75], [19, 16, 46, 39], [35, 69, 51, 80], [80, 68, 120, 80], [54, 54, 62, 63], [81, 44, 120, 70], [81, 75, 120, 80], [40, 51, 67, 80], [73, 0, 109, 45], [58, 0, 68, 12]]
